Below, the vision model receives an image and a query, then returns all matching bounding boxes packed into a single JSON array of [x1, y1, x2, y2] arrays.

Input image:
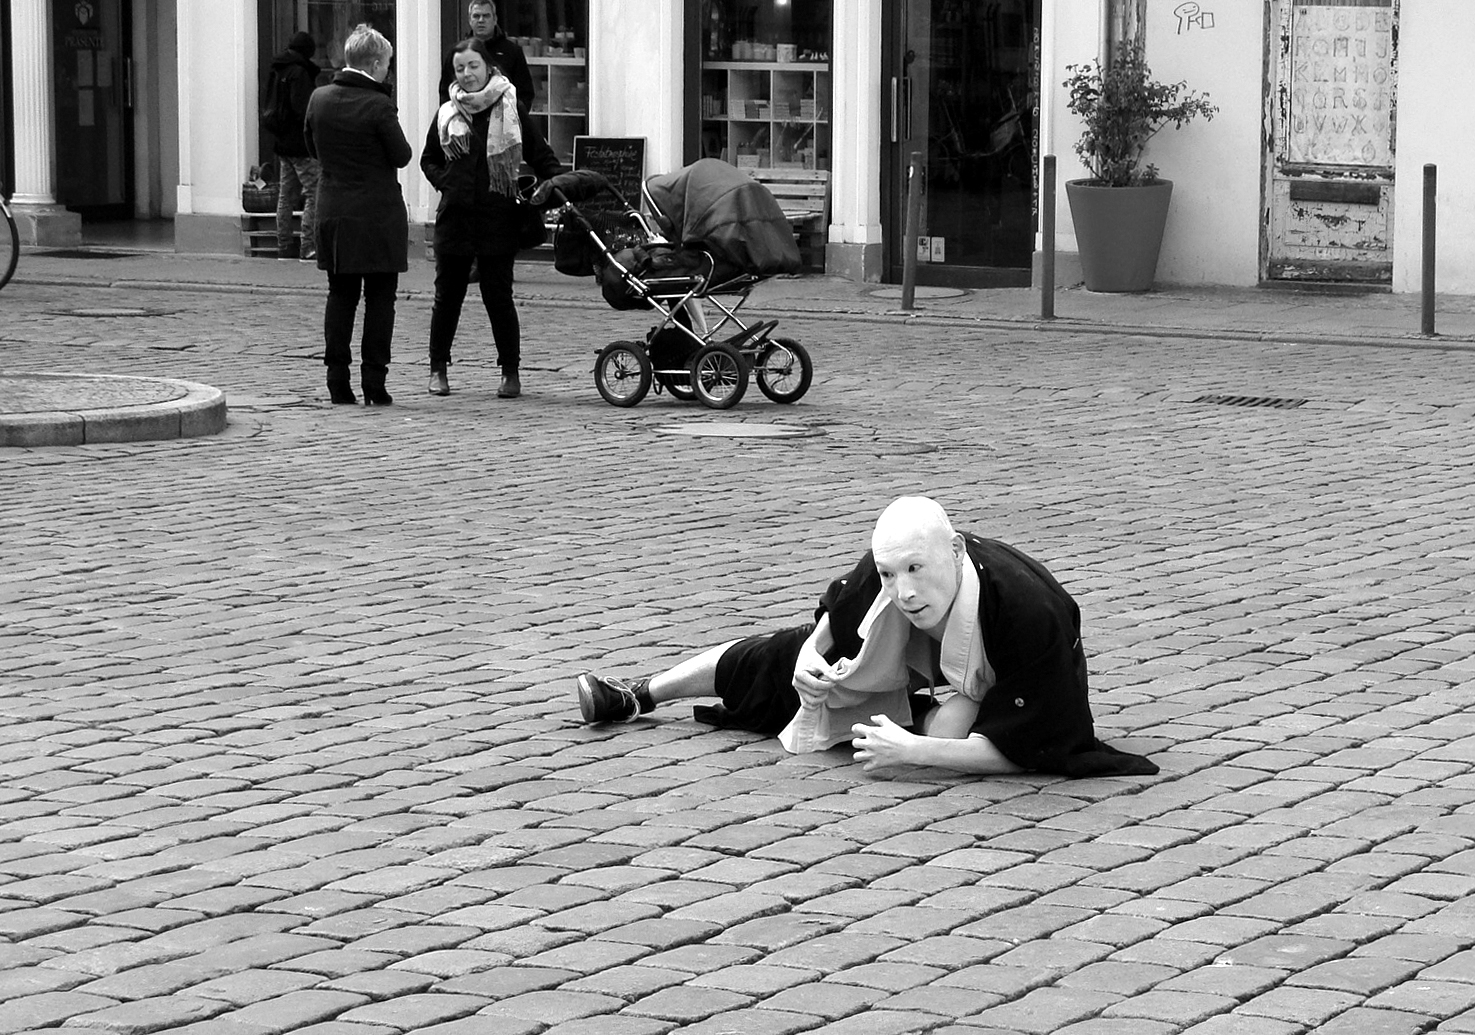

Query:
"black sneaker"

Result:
[[577, 673, 643, 723]]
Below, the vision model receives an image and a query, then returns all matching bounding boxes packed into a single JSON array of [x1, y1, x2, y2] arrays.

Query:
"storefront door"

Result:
[[53, 0, 134, 218], [1264, 0, 1398, 285], [882, 0, 1038, 287]]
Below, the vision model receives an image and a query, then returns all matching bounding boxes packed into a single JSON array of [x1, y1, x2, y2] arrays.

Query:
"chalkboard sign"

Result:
[[573, 136, 646, 209]]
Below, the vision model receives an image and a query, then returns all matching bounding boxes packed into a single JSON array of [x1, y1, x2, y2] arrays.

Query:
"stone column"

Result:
[[826, 0, 883, 281], [9, 0, 82, 244]]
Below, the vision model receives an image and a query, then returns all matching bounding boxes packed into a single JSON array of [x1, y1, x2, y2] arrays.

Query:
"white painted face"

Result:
[[871, 503, 964, 633]]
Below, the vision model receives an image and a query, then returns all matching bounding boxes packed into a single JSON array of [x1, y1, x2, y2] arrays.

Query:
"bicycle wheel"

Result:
[[690, 342, 748, 410], [594, 340, 652, 407], [0, 204, 17, 292], [755, 337, 813, 404]]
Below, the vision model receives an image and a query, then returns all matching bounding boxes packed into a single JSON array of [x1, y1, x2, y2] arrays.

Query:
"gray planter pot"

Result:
[[1065, 179, 1174, 292]]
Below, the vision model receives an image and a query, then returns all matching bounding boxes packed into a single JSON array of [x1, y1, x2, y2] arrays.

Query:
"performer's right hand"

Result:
[[792, 639, 839, 706]]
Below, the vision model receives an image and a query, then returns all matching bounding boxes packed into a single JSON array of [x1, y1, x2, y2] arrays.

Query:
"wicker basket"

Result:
[[241, 184, 279, 214]]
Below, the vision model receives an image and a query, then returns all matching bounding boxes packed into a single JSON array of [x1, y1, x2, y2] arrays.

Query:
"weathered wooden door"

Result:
[[1264, 0, 1398, 285]]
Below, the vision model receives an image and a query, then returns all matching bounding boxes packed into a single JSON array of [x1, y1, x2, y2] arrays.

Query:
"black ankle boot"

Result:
[[326, 368, 356, 405], [361, 372, 393, 406]]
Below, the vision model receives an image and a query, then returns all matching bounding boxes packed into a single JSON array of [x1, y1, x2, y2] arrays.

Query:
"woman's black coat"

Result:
[[421, 101, 561, 257], [304, 71, 413, 274]]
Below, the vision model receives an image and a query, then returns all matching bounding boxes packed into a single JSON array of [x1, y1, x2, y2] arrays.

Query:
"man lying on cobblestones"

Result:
[[577, 496, 1158, 778]]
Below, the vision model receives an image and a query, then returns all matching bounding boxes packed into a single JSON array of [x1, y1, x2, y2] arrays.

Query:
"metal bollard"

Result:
[[1422, 163, 1436, 336], [901, 151, 923, 312], [1041, 155, 1056, 320]]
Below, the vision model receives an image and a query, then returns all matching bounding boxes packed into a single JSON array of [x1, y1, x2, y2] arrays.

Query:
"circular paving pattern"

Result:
[[864, 285, 969, 300], [0, 372, 227, 447]]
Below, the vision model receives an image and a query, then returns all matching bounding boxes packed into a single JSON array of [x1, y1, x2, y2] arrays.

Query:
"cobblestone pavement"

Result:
[[2, 278, 1474, 1035]]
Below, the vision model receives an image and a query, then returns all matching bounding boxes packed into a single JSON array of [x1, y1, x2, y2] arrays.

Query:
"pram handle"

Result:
[[530, 168, 634, 211]]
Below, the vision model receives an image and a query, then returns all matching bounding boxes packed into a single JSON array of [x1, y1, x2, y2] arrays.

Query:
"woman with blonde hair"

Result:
[[305, 23, 412, 405]]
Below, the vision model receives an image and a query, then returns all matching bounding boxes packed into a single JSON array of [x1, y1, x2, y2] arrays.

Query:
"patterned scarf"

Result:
[[438, 74, 522, 198]]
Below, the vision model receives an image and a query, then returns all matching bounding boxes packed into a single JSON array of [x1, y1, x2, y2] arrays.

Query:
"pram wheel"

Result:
[[690, 342, 749, 410], [595, 341, 652, 407], [755, 338, 813, 404]]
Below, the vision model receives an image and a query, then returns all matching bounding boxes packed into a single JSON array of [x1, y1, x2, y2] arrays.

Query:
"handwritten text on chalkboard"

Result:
[[573, 137, 646, 207]]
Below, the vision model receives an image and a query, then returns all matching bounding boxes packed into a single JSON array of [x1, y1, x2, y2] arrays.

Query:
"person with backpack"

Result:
[[261, 31, 322, 261]]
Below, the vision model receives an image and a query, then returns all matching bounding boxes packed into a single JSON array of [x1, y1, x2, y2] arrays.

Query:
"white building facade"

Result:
[[5, 0, 1473, 294]]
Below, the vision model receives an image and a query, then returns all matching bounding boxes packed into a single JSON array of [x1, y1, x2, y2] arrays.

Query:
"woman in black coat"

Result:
[[304, 23, 413, 405], [420, 37, 561, 400]]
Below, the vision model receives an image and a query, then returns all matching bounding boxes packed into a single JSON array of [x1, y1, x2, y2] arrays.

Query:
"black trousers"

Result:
[[428, 251, 519, 373], [324, 272, 398, 378]]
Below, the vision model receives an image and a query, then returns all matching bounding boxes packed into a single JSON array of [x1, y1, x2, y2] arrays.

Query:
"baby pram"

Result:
[[533, 158, 814, 409]]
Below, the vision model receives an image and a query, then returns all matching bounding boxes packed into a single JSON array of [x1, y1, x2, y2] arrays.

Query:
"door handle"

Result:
[[123, 57, 134, 109], [891, 77, 898, 143]]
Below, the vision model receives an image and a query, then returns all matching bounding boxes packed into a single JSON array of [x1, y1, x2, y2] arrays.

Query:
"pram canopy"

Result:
[[643, 159, 802, 278]]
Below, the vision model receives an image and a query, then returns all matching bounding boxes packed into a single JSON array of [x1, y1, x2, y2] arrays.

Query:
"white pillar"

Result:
[[9, 0, 81, 243], [588, 0, 682, 174], [173, 0, 255, 252], [11, 0, 55, 205], [827, 0, 884, 280], [398, 1, 440, 227]]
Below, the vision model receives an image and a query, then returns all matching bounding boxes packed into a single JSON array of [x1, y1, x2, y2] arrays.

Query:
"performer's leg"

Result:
[[646, 642, 739, 703], [576, 641, 739, 724]]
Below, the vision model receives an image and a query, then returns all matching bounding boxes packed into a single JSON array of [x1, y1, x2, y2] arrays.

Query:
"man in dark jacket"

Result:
[[574, 497, 1160, 780], [261, 31, 322, 260], [438, 0, 535, 110]]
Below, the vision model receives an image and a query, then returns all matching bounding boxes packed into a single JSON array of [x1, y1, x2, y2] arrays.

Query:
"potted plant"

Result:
[[1063, 41, 1217, 291]]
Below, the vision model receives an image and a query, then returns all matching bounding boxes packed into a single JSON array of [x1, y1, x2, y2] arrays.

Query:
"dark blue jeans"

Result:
[[428, 251, 519, 373]]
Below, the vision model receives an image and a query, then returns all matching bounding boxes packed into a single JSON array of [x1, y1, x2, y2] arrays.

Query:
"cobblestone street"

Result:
[[2, 275, 1474, 1035]]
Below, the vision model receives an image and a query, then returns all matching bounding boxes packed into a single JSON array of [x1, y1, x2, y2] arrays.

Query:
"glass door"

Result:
[[53, 0, 134, 218], [883, 0, 1038, 287], [259, 1, 398, 171]]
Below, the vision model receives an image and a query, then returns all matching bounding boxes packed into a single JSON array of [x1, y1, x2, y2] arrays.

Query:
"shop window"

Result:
[[257, 1, 397, 169], [441, 0, 588, 168], [260, 2, 397, 84], [698, 0, 831, 172]]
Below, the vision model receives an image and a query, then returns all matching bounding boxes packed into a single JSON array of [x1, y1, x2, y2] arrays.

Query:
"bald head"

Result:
[[872, 496, 955, 552], [871, 497, 965, 633]]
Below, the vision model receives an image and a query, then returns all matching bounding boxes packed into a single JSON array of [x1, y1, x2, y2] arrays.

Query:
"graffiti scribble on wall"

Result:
[[1174, 3, 1215, 34]]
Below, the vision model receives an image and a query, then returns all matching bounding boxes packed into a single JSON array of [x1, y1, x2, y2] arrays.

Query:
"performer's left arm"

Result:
[[851, 696, 1022, 775]]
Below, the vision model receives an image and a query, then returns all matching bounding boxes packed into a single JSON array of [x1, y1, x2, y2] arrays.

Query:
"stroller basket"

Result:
[[554, 208, 647, 278]]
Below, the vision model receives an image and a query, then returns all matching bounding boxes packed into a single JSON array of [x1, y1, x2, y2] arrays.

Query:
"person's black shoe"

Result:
[[577, 674, 646, 723], [362, 386, 393, 406], [326, 369, 356, 404]]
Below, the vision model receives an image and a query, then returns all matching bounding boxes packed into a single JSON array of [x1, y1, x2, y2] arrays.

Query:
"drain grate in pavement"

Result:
[[654, 421, 822, 439], [49, 307, 171, 318], [1194, 394, 1308, 409]]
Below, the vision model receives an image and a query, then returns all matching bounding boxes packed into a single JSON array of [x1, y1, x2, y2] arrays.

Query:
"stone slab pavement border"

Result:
[[11, 248, 1475, 348]]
